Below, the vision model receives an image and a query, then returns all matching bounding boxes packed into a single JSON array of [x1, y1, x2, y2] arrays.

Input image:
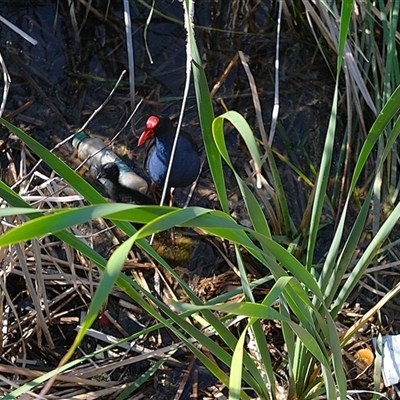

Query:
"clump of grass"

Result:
[[1, 0, 400, 399]]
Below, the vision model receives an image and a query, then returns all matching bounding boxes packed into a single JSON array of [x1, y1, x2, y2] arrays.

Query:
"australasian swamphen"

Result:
[[97, 162, 155, 204], [137, 116, 201, 190]]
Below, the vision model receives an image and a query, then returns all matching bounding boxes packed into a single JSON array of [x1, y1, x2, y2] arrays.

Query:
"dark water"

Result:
[[0, 1, 327, 134]]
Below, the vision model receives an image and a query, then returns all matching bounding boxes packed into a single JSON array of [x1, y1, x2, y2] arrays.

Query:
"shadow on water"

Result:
[[0, 1, 343, 398]]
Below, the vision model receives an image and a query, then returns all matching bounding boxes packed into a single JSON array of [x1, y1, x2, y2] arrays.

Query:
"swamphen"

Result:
[[97, 162, 155, 205], [138, 116, 201, 190]]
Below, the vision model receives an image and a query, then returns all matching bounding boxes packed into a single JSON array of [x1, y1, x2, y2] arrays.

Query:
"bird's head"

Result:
[[138, 116, 159, 146], [138, 116, 173, 146], [96, 162, 120, 182]]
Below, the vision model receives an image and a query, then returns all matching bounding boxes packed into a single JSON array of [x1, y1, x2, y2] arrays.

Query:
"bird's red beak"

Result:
[[138, 116, 159, 146]]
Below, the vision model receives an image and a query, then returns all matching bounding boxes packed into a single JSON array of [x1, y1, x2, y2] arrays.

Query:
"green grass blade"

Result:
[[183, 1, 228, 212], [212, 112, 271, 239], [333, 198, 400, 312], [306, 0, 353, 273], [320, 88, 400, 298], [230, 327, 248, 400]]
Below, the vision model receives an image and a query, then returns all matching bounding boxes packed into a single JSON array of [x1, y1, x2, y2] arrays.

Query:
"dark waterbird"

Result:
[[97, 163, 155, 205], [138, 116, 201, 190]]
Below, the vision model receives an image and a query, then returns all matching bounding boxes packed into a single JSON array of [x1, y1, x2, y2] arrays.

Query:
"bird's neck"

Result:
[[155, 136, 174, 158]]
